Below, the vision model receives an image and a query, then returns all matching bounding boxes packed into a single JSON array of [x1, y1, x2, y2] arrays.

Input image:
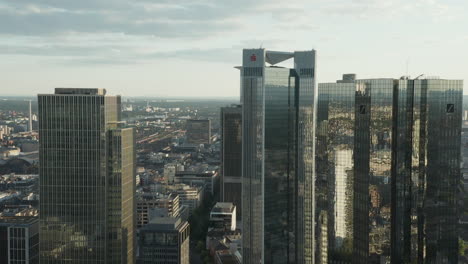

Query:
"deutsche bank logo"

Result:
[[447, 104, 454, 113], [359, 105, 366, 114]]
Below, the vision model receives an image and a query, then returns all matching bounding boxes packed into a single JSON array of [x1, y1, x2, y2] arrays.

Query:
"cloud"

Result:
[[0, 0, 461, 65]]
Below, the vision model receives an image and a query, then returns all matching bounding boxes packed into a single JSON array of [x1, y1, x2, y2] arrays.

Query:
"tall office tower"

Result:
[[317, 75, 463, 264], [38, 88, 136, 264], [186, 119, 211, 145], [220, 105, 242, 219], [241, 48, 317, 264]]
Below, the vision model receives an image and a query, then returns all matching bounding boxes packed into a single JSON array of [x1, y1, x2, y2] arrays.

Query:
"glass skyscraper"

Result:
[[317, 75, 463, 264], [241, 49, 317, 264], [221, 105, 242, 219], [38, 88, 135, 263]]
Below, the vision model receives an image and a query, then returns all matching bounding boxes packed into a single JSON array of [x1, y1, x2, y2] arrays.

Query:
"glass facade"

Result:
[[38, 88, 135, 263], [241, 49, 316, 264], [317, 77, 462, 264], [316, 82, 356, 263], [221, 105, 242, 219]]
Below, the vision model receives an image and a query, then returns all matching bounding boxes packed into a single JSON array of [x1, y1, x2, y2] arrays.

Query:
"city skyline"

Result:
[[0, 0, 467, 97]]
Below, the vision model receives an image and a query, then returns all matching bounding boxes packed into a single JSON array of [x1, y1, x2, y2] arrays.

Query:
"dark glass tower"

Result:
[[241, 49, 317, 264], [38, 88, 135, 263], [220, 105, 242, 219], [317, 76, 463, 264]]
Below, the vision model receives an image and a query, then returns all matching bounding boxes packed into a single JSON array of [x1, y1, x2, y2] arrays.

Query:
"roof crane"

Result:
[[414, 74, 424, 80]]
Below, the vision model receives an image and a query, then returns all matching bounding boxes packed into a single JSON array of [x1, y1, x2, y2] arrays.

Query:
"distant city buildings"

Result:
[[138, 216, 190, 264], [186, 119, 211, 145], [241, 48, 317, 263], [317, 75, 463, 263], [220, 105, 242, 219], [38, 88, 136, 263]]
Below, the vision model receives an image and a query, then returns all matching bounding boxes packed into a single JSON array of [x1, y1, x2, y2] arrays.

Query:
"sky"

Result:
[[0, 0, 466, 97]]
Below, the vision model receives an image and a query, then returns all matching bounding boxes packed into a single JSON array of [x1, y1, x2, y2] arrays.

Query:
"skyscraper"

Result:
[[241, 49, 317, 264], [38, 88, 135, 263], [220, 105, 242, 219], [317, 75, 463, 264]]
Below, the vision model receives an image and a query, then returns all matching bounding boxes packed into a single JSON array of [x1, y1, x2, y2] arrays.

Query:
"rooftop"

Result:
[[0, 215, 38, 226], [142, 216, 188, 232], [212, 202, 235, 213], [54, 88, 106, 95]]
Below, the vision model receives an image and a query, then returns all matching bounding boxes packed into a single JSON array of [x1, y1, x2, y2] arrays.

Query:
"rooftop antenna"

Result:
[[260, 43, 263, 49], [415, 74, 424, 80]]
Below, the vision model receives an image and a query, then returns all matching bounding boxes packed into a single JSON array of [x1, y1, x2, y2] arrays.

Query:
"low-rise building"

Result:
[[210, 202, 236, 231], [174, 170, 219, 196], [164, 184, 204, 215]]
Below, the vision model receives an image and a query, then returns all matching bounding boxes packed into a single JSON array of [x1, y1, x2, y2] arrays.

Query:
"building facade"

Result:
[[38, 88, 136, 263], [0, 216, 39, 264], [138, 217, 190, 264], [317, 75, 463, 263], [220, 105, 242, 219], [210, 202, 237, 232], [241, 49, 317, 264], [186, 119, 211, 145], [137, 193, 180, 228]]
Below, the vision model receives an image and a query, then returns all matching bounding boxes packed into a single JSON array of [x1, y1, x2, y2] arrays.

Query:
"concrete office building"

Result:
[[317, 75, 463, 263], [241, 48, 317, 264], [137, 192, 180, 228], [186, 119, 211, 145], [138, 217, 190, 264], [0, 216, 39, 264], [210, 202, 237, 232], [38, 88, 136, 263], [164, 184, 204, 215], [220, 105, 242, 219], [174, 170, 219, 196]]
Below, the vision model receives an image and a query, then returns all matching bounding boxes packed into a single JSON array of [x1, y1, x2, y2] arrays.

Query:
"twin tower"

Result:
[[240, 49, 462, 264]]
